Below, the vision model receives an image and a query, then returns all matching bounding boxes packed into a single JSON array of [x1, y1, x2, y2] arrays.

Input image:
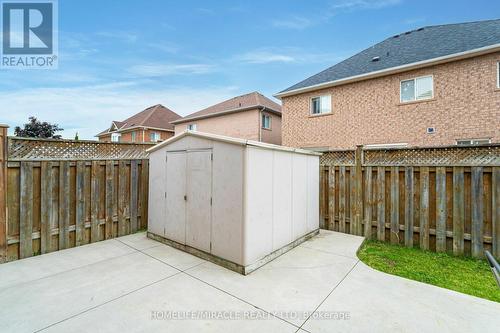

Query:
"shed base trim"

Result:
[[147, 229, 320, 275]]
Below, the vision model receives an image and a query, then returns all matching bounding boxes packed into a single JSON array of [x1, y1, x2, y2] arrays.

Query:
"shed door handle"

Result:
[[184, 195, 187, 201]]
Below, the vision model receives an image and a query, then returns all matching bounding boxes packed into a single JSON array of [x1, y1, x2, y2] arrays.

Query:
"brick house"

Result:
[[275, 19, 500, 150], [172, 92, 282, 145], [97, 104, 181, 143]]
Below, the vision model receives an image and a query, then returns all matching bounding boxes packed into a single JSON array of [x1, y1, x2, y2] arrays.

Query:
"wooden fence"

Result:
[[0, 130, 150, 263], [319, 145, 500, 258]]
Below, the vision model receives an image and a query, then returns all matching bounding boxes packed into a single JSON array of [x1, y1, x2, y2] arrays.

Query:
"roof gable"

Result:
[[172, 92, 281, 124], [279, 19, 500, 95], [96, 104, 181, 137]]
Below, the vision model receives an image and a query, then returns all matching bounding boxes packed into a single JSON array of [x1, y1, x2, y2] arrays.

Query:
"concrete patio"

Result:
[[0, 230, 498, 333]]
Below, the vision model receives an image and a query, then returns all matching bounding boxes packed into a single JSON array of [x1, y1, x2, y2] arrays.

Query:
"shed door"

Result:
[[185, 150, 212, 252], [165, 151, 187, 244]]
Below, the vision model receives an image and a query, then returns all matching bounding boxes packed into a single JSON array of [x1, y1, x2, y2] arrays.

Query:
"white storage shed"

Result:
[[147, 131, 321, 274]]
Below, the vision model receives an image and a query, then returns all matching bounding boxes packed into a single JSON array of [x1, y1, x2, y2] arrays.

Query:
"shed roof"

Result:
[[277, 19, 500, 97], [146, 131, 322, 156]]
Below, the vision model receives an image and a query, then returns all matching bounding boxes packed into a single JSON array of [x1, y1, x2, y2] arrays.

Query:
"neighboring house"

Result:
[[275, 19, 500, 150], [97, 104, 181, 143], [171, 92, 282, 145]]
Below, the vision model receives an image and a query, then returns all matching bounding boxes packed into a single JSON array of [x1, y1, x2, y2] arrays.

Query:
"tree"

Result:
[[14, 117, 63, 139], [74, 132, 79, 140]]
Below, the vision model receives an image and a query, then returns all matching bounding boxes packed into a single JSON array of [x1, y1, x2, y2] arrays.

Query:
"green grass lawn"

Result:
[[357, 240, 500, 303]]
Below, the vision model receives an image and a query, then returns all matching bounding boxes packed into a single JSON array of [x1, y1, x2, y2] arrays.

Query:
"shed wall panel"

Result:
[[307, 157, 320, 233], [272, 151, 293, 250], [292, 154, 308, 239], [244, 147, 274, 264], [148, 152, 166, 236], [211, 141, 244, 264]]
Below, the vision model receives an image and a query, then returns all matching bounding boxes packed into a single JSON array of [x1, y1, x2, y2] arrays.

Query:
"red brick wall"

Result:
[[282, 52, 500, 149]]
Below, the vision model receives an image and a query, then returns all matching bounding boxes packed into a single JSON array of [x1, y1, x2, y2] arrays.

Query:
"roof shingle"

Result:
[[279, 19, 500, 94], [172, 92, 281, 124], [97, 104, 181, 136]]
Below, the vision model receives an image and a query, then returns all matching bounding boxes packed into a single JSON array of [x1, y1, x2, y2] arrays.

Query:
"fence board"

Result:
[[364, 166, 372, 239], [0, 127, 7, 263], [404, 167, 414, 247], [328, 166, 335, 231], [349, 166, 356, 235], [436, 167, 447, 252], [141, 159, 149, 230], [130, 160, 139, 233], [20, 162, 33, 259], [90, 161, 100, 242], [471, 167, 484, 258], [377, 166, 385, 241], [40, 162, 52, 254], [319, 166, 326, 229], [105, 161, 114, 239], [493, 167, 500, 258], [75, 161, 85, 246], [118, 160, 127, 236], [452, 167, 464, 255], [354, 148, 363, 236], [390, 167, 399, 244], [420, 167, 430, 250], [58, 161, 70, 250], [339, 166, 346, 233]]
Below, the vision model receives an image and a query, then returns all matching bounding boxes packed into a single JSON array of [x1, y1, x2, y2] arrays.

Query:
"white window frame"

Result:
[[262, 114, 271, 130], [497, 61, 500, 89], [456, 138, 491, 146], [310, 95, 332, 115], [111, 133, 121, 142], [150, 132, 160, 142], [187, 124, 197, 131], [400, 75, 434, 103]]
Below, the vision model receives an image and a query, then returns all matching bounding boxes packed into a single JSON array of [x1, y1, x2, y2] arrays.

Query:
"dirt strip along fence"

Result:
[[0, 129, 153, 263], [319, 144, 500, 258]]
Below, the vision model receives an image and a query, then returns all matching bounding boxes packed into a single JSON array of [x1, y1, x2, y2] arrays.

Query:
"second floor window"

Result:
[[131, 132, 136, 142], [150, 132, 160, 142], [497, 61, 500, 88], [400, 75, 433, 102], [187, 124, 197, 131], [262, 114, 271, 129], [311, 95, 331, 115], [111, 133, 121, 142]]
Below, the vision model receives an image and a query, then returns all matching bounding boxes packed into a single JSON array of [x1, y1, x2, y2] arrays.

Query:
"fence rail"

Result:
[[320, 145, 500, 258], [0, 132, 151, 263], [8, 136, 153, 160]]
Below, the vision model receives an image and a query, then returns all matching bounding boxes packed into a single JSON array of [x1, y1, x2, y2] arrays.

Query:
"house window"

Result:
[[111, 133, 121, 142], [131, 132, 136, 142], [456, 138, 491, 146], [497, 61, 500, 88], [400, 75, 433, 102], [311, 95, 331, 115], [262, 114, 271, 129], [150, 132, 160, 142], [187, 124, 197, 131]]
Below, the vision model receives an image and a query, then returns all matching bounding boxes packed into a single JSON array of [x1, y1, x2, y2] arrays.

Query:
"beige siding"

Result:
[[260, 111, 282, 145], [282, 52, 500, 149], [175, 108, 282, 144]]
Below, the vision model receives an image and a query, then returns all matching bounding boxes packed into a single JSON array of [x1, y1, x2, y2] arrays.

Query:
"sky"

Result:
[[0, 0, 499, 139]]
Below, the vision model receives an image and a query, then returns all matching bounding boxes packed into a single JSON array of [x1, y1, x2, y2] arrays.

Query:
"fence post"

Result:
[[354, 145, 364, 236], [0, 125, 8, 263]]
